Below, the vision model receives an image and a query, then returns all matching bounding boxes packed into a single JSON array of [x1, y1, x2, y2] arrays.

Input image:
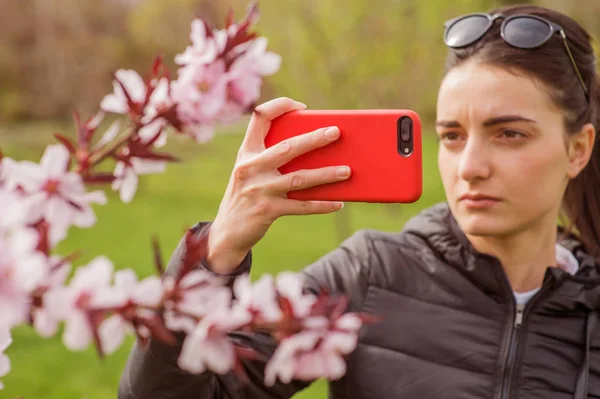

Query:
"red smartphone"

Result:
[[264, 109, 422, 203]]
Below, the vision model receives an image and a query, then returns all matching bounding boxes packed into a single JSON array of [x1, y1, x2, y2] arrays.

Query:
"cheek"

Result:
[[502, 145, 569, 204], [437, 148, 457, 189]]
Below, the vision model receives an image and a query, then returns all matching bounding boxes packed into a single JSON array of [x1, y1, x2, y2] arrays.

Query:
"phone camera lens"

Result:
[[397, 116, 414, 157], [400, 118, 412, 141]]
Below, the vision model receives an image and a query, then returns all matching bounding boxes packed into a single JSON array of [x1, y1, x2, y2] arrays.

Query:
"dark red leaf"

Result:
[[53, 133, 77, 155], [241, 1, 260, 28], [32, 219, 50, 255], [234, 344, 260, 361], [221, 31, 257, 58], [66, 198, 85, 212], [85, 111, 104, 131], [82, 112, 105, 144], [202, 19, 214, 39], [151, 54, 165, 79], [87, 309, 108, 359], [355, 312, 384, 325], [159, 104, 184, 132], [152, 235, 165, 276], [126, 140, 180, 163], [329, 295, 349, 321], [50, 251, 80, 273], [178, 227, 210, 281], [225, 8, 235, 29], [82, 173, 117, 184], [220, 2, 259, 57], [279, 296, 294, 317], [72, 110, 82, 140]]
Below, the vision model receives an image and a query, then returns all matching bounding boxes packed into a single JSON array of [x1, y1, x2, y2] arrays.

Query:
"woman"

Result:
[[119, 4, 600, 399]]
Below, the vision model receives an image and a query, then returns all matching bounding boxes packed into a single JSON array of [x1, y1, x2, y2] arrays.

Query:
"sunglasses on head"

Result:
[[443, 13, 589, 101]]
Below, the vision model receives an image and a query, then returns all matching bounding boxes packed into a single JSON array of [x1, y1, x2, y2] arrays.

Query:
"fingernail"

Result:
[[337, 202, 345, 209], [294, 101, 307, 109], [325, 127, 340, 140], [336, 166, 350, 178]]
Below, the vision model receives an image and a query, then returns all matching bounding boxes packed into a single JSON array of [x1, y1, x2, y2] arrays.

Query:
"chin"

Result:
[[454, 211, 518, 238]]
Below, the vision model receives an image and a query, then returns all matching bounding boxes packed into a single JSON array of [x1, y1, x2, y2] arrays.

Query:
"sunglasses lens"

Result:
[[503, 17, 551, 48], [445, 15, 490, 47]]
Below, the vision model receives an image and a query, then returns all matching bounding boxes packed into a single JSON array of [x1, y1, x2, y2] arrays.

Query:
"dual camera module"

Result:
[[397, 116, 413, 157]]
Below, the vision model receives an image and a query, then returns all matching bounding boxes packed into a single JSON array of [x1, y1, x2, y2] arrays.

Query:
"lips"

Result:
[[459, 193, 501, 209], [459, 193, 501, 201]]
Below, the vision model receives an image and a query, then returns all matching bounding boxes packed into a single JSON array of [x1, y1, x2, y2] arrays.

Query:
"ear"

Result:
[[567, 123, 596, 179]]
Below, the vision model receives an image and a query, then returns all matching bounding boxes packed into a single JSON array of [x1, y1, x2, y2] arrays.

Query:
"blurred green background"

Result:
[[1, 0, 598, 398]]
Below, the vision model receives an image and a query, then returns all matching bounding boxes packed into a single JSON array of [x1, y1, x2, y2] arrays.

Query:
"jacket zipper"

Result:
[[497, 280, 557, 399], [500, 302, 525, 399]]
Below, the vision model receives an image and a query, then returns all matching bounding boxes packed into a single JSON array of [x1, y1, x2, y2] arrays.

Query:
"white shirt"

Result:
[[513, 244, 579, 305]]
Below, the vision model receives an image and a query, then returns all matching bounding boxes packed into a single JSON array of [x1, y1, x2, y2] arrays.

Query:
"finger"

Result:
[[241, 97, 307, 153], [275, 198, 345, 217], [254, 126, 341, 171], [265, 166, 351, 196]]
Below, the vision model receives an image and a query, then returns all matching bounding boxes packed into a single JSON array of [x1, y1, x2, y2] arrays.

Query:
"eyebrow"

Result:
[[435, 115, 538, 128]]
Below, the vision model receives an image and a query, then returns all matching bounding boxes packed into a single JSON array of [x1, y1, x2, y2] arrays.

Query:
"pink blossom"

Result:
[[264, 331, 321, 386], [233, 274, 282, 323], [6, 145, 107, 245], [0, 327, 11, 390], [264, 327, 359, 386], [0, 188, 29, 231], [182, 124, 215, 144], [101, 71, 172, 135], [31, 256, 71, 338], [96, 269, 164, 355], [230, 38, 281, 78], [0, 228, 48, 330], [226, 37, 281, 108], [171, 60, 229, 127], [175, 20, 223, 66], [44, 256, 126, 351], [163, 270, 232, 334], [111, 158, 166, 204], [100, 69, 146, 115], [264, 311, 363, 386], [143, 77, 173, 134], [138, 119, 167, 148], [275, 272, 316, 318], [95, 115, 183, 156], [113, 269, 164, 307], [177, 294, 251, 375]]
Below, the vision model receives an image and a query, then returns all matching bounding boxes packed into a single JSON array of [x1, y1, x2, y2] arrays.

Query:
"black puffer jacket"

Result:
[[118, 203, 600, 399]]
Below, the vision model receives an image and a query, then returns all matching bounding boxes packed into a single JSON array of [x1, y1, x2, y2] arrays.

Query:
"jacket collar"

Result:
[[403, 202, 600, 305]]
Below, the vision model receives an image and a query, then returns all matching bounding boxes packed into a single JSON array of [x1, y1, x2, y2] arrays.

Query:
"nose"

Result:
[[457, 136, 491, 183]]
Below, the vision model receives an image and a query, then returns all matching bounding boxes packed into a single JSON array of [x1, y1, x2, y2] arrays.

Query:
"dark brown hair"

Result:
[[445, 4, 600, 260]]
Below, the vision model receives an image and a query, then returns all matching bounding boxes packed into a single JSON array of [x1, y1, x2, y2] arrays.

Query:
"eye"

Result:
[[500, 129, 527, 140], [439, 132, 462, 141]]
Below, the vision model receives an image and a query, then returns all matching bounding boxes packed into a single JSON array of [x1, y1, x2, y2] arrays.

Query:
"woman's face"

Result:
[[436, 61, 572, 238]]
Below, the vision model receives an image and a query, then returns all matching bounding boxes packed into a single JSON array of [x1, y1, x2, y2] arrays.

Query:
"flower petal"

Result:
[[63, 311, 93, 351], [94, 120, 121, 150], [98, 315, 128, 355], [40, 145, 70, 178], [33, 308, 59, 338], [132, 276, 163, 307]]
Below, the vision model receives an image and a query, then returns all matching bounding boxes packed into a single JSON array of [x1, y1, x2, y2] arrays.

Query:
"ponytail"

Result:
[[563, 75, 600, 260]]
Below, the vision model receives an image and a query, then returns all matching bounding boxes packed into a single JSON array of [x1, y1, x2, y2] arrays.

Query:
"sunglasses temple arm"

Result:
[[560, 30, 589, 100]]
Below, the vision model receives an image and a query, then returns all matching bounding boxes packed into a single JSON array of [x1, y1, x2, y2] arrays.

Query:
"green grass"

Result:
[[1, 120, 445, 399]]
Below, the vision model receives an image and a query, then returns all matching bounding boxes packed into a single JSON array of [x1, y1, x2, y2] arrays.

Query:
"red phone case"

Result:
[[264, 109, 422, 203]]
